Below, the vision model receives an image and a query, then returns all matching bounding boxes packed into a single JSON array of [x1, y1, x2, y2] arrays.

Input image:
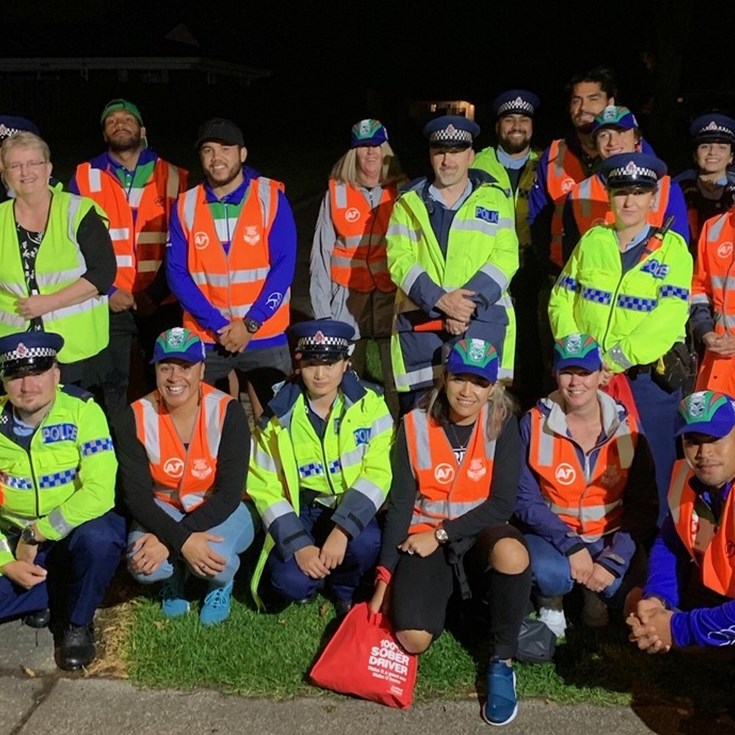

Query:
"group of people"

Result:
[[1, 63, 735, 728]]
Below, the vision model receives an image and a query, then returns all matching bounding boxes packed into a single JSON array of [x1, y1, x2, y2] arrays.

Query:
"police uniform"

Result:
[[549, 153, 693, 524], [0, 331, 124, 670], [248, 319, 393, 611], [386, 116, 518, 413]]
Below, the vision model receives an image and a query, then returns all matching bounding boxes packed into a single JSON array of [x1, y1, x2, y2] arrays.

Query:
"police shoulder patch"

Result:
[[42, 423, 78, 443], [475, 206, 499, 224]]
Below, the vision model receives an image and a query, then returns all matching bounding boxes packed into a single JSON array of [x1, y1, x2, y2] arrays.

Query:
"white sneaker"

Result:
[[581, 588, 610, 628], [538, 607, 567, 638]]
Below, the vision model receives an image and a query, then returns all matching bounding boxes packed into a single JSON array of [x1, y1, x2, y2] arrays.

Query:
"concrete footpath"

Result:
[[2, 621, 734, 735]]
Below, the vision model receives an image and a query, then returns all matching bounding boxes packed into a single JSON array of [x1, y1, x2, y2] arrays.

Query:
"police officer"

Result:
[[474, 90, 544, 408], [386, 115, 518, 414], [0, 331, 124, 670], [549, 152, 693, 523]]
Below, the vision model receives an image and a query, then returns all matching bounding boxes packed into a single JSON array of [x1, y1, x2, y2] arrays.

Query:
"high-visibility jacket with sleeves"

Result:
[[386, 181, 518, 392], [472, 147, 541, 253], [527, 401, 638, 541], [668, 460, 735, 597], [74, 159, 187, 293], [0, 386, 117, 572], [0, 191, 110, 363], [328, 179, 397, 293], [130, 384, 232, 512], [403, 404, 496, 534], [691, 211, 735, 392], [248, 374, 394, 608], [548, 224, 693, 373], [546, 138, 587, 267], [568, 173, 672, 237], [176, 178, 290, 344]]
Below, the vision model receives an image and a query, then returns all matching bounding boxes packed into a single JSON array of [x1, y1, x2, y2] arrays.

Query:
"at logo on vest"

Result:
[[475, 206, 499, 224], [353, 428, 370, 446], [641, 259, 670, 279], [243, 226, 260, 245], [42, 423, 78, 443], [164, 457, 185, 478], [345, 207, 361, 223], [467, 458, 487, 482], [717, 242, 733, 259], [554, 462, 576, 485], [191, 458, 212, 480], [434, 463, 455, 485], [194, 232, 209, 250]]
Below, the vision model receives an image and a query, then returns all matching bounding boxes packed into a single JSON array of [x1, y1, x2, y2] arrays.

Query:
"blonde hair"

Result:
[[330, 141, 405, 187], [1, 132, 51, 168]]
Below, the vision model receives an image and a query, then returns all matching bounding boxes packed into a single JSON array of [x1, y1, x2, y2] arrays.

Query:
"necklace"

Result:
[[448, 422, 473, 451]]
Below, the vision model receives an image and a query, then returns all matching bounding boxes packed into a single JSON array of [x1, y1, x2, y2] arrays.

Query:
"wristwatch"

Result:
[[244, 317, 261, 334], [21, 525, 42, 546], [434, 527, 449, 545]]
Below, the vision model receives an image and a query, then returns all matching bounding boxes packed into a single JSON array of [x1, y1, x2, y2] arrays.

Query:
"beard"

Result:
[[500, 135, 531, 155], [206, 163, 243, 190], [107, 130, 143, 154]]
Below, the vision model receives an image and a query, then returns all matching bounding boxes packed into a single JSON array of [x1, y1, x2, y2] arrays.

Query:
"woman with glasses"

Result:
[[0, 132, 115, 394]]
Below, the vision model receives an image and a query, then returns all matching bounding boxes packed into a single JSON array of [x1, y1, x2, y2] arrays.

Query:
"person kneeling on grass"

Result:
[[514, 334, 658, 638], [248, 319, 393, 616], [628, 390, 735, 652], [115, 328, 257, 626], [370, 339, 531, 727]]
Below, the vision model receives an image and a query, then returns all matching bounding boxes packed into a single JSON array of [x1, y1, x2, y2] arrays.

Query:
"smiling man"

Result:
[[386, 115, 518, 415], [166, 118, 297, 412]]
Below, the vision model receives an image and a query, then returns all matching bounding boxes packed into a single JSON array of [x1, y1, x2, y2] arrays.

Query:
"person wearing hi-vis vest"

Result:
[[70, 99, 188, 418], [0, 132, 116, 396], [0, 331, 124, 671], [627, 391, 735, 652], [248, 319, 393, 618], [310, 119, 406, 418], [561, 105, 689, 263], [548, 152, 693, 525], [515, 334, 658, 639], [370, 339, 531, 727], [114, 328, 257, 626], [166, 118, 296, 414], [386, 115, 518, 417]]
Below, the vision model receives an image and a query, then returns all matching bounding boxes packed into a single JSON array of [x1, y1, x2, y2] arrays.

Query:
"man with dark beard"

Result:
[[70, 99, 188, 418], [165, 118, 296, 411], [474, 90, 544, 408]]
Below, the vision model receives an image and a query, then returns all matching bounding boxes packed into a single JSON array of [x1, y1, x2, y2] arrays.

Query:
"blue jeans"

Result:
[[127, 500, 257, 587], [268, 503, 381, 603]]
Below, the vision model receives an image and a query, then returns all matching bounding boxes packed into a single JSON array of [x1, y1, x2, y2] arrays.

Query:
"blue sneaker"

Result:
[[160, 572, 189, 618], [200, 581, 233, 626], [482, 658, 518, 726]]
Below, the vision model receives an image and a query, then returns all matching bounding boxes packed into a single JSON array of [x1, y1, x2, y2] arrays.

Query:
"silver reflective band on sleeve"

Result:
[[340, 445, 367, 471], [46, 508, 75, 538], [386, 223, 419, 240], [0, 538, 10, 554], [401, 264, 425, 294], [478, 263, 510, 292], [261, 499, 295, 532], [253, 445, 278, 473], [609, 345, 633, 370], [352, 478, 385, 510], [370, 413, 394, 437], [0, 312, 26, 327], [394, 364, 442, 390]]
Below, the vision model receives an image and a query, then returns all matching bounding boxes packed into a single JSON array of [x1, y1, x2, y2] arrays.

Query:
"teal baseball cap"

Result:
[[676, 391, 735, 439], [446, 338, 499, 383], [151, 328, 206, 364]]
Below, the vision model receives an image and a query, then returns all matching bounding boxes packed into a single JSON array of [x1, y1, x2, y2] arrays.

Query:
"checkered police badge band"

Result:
[[0, 345, 56, 363], [429, 125, 473, 144], [608, 161, 656, 179], [296, 334, 349, 352], [497, 97, 534, 116], [0, 124, 24, 138], [698, 121, 734, 136]]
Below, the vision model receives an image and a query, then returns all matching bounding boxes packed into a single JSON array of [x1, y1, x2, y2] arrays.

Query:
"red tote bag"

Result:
[[309, 602, 418, 709]]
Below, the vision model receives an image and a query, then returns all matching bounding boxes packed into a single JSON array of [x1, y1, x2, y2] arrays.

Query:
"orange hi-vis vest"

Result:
[[528, 406, 638, 541], [328, 180, 397, 293], [74, 159, 186, 293], [568, 173, 672, 237], [546, 139, 587, 267], [404, 406, 497, 534], [668, 460, 735, 597], [131, 384, 233, 512], [177, 178, 290, 344]]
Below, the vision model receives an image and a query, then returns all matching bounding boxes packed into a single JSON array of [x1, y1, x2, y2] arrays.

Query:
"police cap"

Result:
[[423, 115, 480, 150], [601, 152, 667, 190], [290, 319, 355, 361], [492, 90, 540, 119], [0, 331, 64, 379]]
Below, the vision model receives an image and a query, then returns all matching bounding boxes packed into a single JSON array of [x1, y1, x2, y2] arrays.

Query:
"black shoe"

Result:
[[23, 608, 50, 629], [54, 624, 95, 671], [333, 598, 353, 619]]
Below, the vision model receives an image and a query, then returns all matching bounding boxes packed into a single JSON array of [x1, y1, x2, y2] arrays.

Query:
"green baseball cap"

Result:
[[100, 98, 144, 126]]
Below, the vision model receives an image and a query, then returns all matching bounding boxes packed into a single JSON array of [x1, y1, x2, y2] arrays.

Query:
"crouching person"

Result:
[[115, 328, 257, 626], [248, 319, 393, 616], [370, 339, 531, 727], [515, 334, 658, 637], [628, 391, 735, 652], [0, 332, 124, 670]]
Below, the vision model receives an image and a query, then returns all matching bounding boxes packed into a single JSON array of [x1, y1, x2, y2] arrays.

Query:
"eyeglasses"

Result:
[[6, 160, 48, 173]]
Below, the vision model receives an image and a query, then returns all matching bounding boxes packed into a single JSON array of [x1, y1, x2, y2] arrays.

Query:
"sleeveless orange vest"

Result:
[[668, 460, 735, 597], [528, 405, 638, 540], [74, 159, 187, 293], [176, 178, 290, 343], [404, 406, 497, 534], [328, 180, 397, 293], [131, 384, 232, 512]]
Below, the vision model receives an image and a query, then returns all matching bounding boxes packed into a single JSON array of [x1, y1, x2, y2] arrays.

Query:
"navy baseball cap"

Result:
[[553, 333, 603, 373], [492, 90, 540, 119], [151, 328, 206, 364], [291, 319, 354, 360], [446, 338, 499, 383], [602, 152, 667, 190], [690, 114, 735, 145], [423, 115, 480, 149], [195, 118, 244, 149], [0, 331, 64, 378], [676, 391, 735, 439], [350, 119, 388, 148]]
